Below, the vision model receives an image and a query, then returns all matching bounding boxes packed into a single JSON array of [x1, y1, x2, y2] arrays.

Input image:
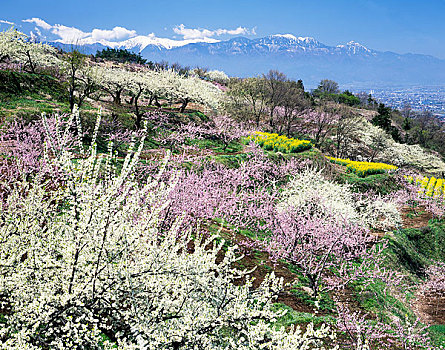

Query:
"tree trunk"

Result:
[[179, 99, 189, 113], [134, 90, 143, 129], [113, 89, 123, 105], [25, 51, 36, 74], [308, 274, 318, 298], [69, 86, 75, 111], [269, 108, 274, 128], [154, 96, 161, 108]]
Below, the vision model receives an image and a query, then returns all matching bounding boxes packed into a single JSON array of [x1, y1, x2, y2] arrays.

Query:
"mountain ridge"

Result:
[[52, 34, 445, 88]]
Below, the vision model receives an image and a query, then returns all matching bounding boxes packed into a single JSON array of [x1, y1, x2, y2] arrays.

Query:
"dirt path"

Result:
[[411, 289, 445, 325]]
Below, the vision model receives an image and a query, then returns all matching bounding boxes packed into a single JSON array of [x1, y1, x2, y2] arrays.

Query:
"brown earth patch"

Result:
[[412, 291, 445, 325], [400, 206, 432, 229]]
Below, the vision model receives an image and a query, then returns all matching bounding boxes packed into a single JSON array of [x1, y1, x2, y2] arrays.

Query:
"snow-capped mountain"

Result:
[[53, 34, 445, 88], [336, 41, 374, 55], [53, 34, 374, 57], [53, 34, 220, 52]]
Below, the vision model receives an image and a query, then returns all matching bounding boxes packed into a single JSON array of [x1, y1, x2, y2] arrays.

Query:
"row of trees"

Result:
[[95, 49, 231, 85], [0, 28, 59, 73], [0, 29, 223, 128], [95, 47, 147, 64]]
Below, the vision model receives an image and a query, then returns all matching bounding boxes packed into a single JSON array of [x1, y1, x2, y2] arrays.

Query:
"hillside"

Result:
[[1, 29, 445, 349]]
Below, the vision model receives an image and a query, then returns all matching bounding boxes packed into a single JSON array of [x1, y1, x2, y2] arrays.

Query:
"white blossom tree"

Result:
[[0, 28, 60, 73], [205, 70, 230, 84]]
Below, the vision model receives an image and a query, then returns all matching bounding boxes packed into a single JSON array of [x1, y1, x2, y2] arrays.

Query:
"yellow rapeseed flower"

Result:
[[326, 156, 397, 177], [249, 131, 312, 154]]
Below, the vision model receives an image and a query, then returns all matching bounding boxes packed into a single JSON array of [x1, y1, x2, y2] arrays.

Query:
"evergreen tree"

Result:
[[371, 103, 392, 131], [95, 48, 147, 64], [296, 79, 304, 91]]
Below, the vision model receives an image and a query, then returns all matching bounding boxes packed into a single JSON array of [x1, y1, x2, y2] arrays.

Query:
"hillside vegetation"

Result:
[[0, 29, 445, 349]]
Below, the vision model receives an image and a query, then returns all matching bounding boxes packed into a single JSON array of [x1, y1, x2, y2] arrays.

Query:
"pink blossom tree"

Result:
[[266, 206, 375, 297], [335, 302, 390, 349]]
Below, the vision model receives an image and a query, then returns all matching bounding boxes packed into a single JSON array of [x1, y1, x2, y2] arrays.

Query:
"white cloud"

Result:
[[51, 24, 90, 43], [23, 18, 136, 44], [91, 26, 137, 41], [23, 17, 52, 30], [173, 24, 254, 40], [0, 19, 14, 25]]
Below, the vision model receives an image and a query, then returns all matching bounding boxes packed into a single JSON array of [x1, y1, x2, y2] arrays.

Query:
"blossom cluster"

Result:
[[327, 156, 398, 177], [94, 65, 222, 111], [247, 131, 312, 153], [278, 167, 401, 231], [204, 69, 230, 84]]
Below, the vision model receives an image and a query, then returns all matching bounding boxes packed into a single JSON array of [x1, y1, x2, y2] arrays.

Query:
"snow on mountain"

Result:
[[336, 41, 374, 55], [52, 32, 375, 55], [52, 33, 445, 87], [60, 34, 220, 51]]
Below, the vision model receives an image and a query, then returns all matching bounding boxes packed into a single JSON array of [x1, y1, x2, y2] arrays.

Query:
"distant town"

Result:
[[367, 86, 445, 119]]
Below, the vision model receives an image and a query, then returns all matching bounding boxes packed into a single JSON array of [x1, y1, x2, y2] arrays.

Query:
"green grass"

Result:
[[428, 325, 445, 347], [211, 217, 271, 241], [285, 263, 336, 312], [188, 138, 243, 154], [184, 110, 209, 122], [385, 221, 445, 278], [338, 172, 401, 194], [0, 70, 67, 98], [352, 278, 415, 322], [0, 93, 70, 120], [264, 147, 321, 161], [290, 287, 336, 312], [212, 152, 250, 168], [384, 231, 430, 279], [271, 303, 335, 329], [345, 222, 445, 333]]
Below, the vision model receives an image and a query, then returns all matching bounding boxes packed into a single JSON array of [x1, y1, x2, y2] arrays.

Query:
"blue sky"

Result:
[[1, 0, 445, 58]]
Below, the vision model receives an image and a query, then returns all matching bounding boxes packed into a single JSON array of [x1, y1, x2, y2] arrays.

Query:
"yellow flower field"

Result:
[[327, 156, 398, 177], [405, 175, 445, 198], [247, 132, 312, 153]]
